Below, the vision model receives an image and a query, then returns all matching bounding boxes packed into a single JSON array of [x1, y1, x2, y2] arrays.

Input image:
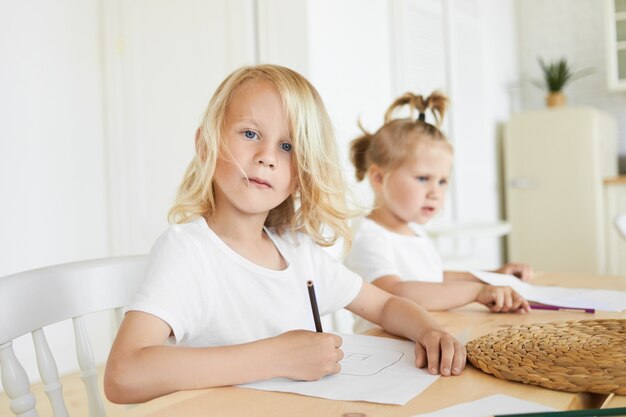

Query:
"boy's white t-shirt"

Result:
[[344, 217, 443, 333], [130, 217, 362, 347]]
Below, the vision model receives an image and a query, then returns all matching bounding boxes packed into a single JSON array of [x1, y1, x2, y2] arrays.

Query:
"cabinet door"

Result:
[[504, 109, 614, 274]]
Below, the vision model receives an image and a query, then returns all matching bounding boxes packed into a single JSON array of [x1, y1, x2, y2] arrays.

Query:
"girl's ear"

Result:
[[368, 164, 385, 191], [195, 127, 207, 163]]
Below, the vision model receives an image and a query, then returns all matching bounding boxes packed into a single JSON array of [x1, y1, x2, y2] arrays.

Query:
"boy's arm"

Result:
[[104, 311, 342, 404], [346, 282, 466, 376]]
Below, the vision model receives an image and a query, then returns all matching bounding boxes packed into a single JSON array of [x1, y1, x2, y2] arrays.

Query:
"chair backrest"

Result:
[[615, 212, 626, 240], [0, 255, 148, 417]]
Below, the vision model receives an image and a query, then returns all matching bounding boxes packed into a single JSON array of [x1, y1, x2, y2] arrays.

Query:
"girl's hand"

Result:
[[414, 330, 466, 376], [496, 263, 534, 282], [476, 285, 530, 313], [273, 330, 344, 381]]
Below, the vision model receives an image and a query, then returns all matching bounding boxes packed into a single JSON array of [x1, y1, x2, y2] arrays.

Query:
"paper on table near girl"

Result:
[[471, 270, 626, 312], [411, 394, 555, 417], [239, 333, 439, 405]]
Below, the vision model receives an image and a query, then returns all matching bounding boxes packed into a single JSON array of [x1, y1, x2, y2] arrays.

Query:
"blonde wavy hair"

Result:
[[169, 64, 354, 247], [350, 91, 452, 181]]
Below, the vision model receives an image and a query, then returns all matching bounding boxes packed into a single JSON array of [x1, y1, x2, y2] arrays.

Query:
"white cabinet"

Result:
[[605, 177, 626, 276], [606, 0, 626, 90], [503, 108, 618, 275]]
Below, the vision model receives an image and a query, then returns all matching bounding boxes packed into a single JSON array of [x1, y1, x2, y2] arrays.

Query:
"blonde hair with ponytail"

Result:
[[351, 91, 451, 181], [169, 64, 354, 248]]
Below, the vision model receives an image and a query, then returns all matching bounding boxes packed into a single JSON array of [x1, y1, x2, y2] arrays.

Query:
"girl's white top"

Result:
[[131, 217, 362, 346], [344, 217, 443, 332]]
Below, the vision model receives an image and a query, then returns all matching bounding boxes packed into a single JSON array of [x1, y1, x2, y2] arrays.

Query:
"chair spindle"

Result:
[[0, 341, 38, 417], [32, 329, 70, 417], [73, 316, 105, 417]]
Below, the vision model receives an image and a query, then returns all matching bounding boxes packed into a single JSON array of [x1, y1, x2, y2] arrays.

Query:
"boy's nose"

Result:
[[256, 146, 277, 168], [257, 158, 275, 168]]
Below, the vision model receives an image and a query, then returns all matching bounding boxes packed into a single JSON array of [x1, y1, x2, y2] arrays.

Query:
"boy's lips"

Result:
[[247, 177, 272, 188]]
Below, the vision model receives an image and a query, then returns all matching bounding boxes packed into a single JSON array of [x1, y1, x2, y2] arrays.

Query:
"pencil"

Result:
[[530, 304, 595, 314], [307, 280, 323, 332], [494, 406, 626, 417]]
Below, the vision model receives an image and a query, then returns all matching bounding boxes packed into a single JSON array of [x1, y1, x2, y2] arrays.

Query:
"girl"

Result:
[[344, 92, 532, 333], [104, 66, 465, 404]]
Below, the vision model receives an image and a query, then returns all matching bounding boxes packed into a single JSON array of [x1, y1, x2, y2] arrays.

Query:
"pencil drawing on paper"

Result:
[[339, 344, 405, 376]]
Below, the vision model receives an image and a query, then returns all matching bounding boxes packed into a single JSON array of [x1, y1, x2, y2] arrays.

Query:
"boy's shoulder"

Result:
[[169, 216, 206, 232], [152, 217, 210, 253], [164, 217, 207, 239]]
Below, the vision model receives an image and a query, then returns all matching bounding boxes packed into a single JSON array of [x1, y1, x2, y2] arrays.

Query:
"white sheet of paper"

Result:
[[412, 394, 555, 417], [239, 333, 439, 405], [471, 270, 626, 312]]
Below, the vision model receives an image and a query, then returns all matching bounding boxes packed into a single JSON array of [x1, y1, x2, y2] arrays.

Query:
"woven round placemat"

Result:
[[466, 319, 626, 394]]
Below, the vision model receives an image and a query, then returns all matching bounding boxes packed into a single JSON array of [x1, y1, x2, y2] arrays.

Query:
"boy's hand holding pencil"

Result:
[[272, 330, 344, 381], [263, 280, 342, 382]]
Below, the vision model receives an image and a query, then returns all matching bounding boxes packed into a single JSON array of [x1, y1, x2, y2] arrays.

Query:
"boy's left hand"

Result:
[[414, 330, 466, 376], [495, 263, 534, 282]]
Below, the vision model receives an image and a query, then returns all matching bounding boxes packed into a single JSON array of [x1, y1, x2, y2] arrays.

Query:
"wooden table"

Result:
[[121, 273, 626, 417]]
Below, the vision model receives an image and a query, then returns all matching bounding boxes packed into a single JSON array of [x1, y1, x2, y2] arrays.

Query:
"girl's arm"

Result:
[[493, 263, 534, 281], [104, 311, 343, 404], [443, 270, 479, 282], [373, 275, 484, 310], [373, 275, 529, 313], [346, 282, 466, 376], [443, 263, 534, 282]]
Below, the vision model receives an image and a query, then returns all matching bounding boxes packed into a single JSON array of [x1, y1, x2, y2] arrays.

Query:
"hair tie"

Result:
[[418, 112, 426, 122]]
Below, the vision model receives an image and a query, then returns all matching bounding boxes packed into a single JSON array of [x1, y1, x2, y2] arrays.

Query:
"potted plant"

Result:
[[532, 57, 591, 107]]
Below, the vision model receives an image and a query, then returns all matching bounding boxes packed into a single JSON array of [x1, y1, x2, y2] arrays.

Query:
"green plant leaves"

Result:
[[534, 57, 593, 92]]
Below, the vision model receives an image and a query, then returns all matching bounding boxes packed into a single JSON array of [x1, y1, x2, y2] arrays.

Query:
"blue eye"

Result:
[[243, 130, 258, 140], [280, 142, 293, 152]]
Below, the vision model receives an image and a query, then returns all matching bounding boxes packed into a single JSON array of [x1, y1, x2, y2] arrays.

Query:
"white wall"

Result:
[[448, 0, 512, 221], [516, 0, 626, 160], [307, 0, 394, 206], [442, 0, 506, 267], [0, 0, 109, 275], [0, 0, 110, 392]]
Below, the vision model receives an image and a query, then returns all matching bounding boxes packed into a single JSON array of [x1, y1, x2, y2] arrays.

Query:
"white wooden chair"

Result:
[[0, 255, 147, 417], [615, 212, 626, 240], [425, 221, 512, 270]]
